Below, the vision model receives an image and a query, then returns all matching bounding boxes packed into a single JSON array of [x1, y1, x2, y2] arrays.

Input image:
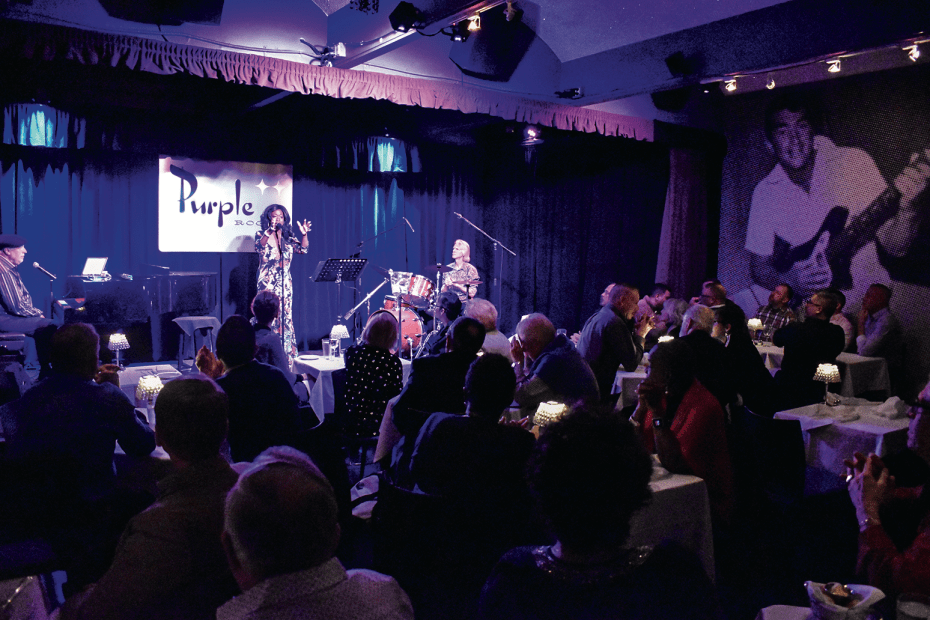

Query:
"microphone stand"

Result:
[[342, 277, 390, 323], [453, 213, 516, 315], [353, 220, 406, 257], [34, 266, 56, 317]]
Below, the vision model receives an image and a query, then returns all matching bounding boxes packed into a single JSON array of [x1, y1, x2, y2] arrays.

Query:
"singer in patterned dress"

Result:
[[255, 204, 311, 365]]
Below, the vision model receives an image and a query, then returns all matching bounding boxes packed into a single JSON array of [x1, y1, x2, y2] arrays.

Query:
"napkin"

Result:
[[872, 396, 909, 419], [805, 581, 884, 620], [813, 404, 860, 423]]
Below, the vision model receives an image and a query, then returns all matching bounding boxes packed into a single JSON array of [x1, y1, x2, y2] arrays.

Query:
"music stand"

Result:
[[313, 258, 368, 322]]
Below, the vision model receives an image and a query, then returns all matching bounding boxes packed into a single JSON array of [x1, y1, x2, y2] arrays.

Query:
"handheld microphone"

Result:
[[403, 217, 415, 233], [33, 262, 56, 280]]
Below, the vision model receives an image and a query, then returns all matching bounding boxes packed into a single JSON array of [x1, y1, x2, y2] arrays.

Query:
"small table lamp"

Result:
[[136, 375, 163, 425], [330, 324, 351, 358], [747, 318, 763, 343], [535, 401, 568, 428], [108, 333, 129, 369], [813, 363, 841, 406]]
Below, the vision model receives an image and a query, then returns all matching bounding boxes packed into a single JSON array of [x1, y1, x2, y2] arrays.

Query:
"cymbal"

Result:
[[422, 264, 453, 275], [463, 280, 483, 286]]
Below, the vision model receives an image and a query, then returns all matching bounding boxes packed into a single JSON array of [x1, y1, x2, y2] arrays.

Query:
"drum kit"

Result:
[[364, 264, 481, 358]]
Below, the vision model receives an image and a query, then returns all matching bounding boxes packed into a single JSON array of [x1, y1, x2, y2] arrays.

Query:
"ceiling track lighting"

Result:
[[905, 44, 920, 62], [388, 1, 426, 32], [503, 1, 521, 22], [724, 79, 737, 92], [467, 14, 480, 31], [449, 19, 472, 42], [827, 58, 841, 73]]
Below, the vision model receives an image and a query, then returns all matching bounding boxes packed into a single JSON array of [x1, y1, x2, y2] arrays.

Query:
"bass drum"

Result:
[[369, 307, 424, 353]]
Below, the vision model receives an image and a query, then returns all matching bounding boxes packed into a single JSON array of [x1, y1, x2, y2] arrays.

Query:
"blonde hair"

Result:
[[362, 312, 399, 351], [456, 239, 471, 263]]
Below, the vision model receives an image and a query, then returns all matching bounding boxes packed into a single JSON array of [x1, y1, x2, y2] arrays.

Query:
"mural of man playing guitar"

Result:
[[745, 94, 930, 306]]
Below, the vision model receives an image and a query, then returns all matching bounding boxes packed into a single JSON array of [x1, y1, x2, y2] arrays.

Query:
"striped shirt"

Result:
[[0, 253, 42, 318]]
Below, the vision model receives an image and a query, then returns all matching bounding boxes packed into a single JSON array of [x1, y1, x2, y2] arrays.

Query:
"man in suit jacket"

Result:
[[388, 316, 485, 487]]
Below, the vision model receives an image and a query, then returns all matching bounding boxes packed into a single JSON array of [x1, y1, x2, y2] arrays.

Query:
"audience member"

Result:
[[577, 284, 652, 400], [251, 290, 305, 387], [631, 340, 735, 524], [387, 316, 485, 486], [658, 297, 689, 338], [344, 311, 404, 438], [218, 446, 413, 620], [636, 283, 672, 349], [570, 282, 615, 345], [713, 303, 777, 416], [59, 376, 239, 620], [827, 287, 854, 351], [678, 304, 736, 409], [692, 281, 727, 309], [421, 291, 463, 356], [856, 283, 903, 390], [512, 313, 599, 418], [0, 323, 154, 504], [464, 298, 512, 361], [215, 315, 301, 462], [772, 289, 845, 409], [479, 405, 720, 620], [753, 283, 796, 331], [846, 379, 930, 598]]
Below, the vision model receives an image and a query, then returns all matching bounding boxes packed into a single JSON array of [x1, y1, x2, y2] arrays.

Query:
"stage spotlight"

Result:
[[450, 19, 471, 42], [905, 45, 920, 62], [766, 78, 776, 90], [724, 79, 737, 92], [521, 125, 543, 146], [503, 0, 522, 22], [389, 1, 425, 32], [467, 14, 480, 31], [827, 59, 841, 73]]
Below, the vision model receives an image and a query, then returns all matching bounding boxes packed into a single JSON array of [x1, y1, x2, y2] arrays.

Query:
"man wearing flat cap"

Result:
[[0, 234, 57, 375]]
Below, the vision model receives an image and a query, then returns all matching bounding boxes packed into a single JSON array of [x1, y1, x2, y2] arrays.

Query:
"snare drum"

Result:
[[369, 307, 424, 353], [405, 275, 434, 307]]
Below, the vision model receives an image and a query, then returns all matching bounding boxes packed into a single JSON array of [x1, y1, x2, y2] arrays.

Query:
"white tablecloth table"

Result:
[[611, 366, 648, 409], [755, 605, 811, 620], [775, 400, 909, 488], [629, 469, 715, 581], [292, 354, 411, 420], [756, 345, 890, 399]]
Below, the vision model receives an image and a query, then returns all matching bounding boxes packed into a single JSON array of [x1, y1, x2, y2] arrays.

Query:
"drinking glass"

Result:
[[322, 339, 331, 358]]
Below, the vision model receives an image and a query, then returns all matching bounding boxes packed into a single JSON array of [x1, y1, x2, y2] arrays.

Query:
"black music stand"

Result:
[[313, 258, 368, 323]]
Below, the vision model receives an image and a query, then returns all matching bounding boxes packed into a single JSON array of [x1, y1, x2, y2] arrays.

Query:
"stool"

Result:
[[172, 317, 221, 371]]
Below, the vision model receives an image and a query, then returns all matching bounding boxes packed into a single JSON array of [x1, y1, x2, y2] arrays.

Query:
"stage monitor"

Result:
[[158, 157, 294, 253]]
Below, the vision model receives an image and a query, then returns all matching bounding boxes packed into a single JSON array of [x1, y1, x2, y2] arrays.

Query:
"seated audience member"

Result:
[[827, 287, 854, 351], [856, 283, 903, 390], [215, 315, 301, 463], [59, 376, 240, 620], [218, 446, 413, 620], [846, 380, 930, 598], [631, 340, 734, 524], [570, 282, 615, 345], [713, 303, 776, 417], [388, 317, 485, 485], [479, 406, 720, 620], [344, 311, 404, 438], [513, 313, 599, 418], [464, 298, 512, 361], [772, 290, 845, 409], [678, 304, 735, 409], [251, 291, 305, 388], [636, 283, 672, 349], [421, 291, 463, 356], [577, 284, 652, 400], [658, 297, 689, 338], [692, 281, 727, 309], [0, 323, 155, 504], [753, 283, 796, 332]]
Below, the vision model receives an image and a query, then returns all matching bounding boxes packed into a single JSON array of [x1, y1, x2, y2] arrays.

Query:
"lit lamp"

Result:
[[535, 401, 568, 428], [747, 318, 763, 343], [658, 335, 674, 343], [135, 375, 163, 425], [813, 363, 841, 406], [330, 324, 351, 358], [108, 333, 129, 369]]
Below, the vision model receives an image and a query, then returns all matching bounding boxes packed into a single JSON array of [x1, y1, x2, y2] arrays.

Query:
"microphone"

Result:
[[453, 212, 463, 219], [403, 217, 415, 232], [33, 262, 56, 280]]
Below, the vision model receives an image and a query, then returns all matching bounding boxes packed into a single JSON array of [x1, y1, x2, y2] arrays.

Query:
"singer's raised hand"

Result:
[[297, 219, 312, 236]]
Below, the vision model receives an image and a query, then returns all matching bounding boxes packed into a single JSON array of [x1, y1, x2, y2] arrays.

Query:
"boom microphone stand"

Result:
[[452, 212, 515, 314]]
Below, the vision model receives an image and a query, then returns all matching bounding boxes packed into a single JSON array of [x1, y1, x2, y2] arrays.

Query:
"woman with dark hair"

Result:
[[479, 405, 720, 620], [343, 311, 404, 438], [255, 204, 311, 365], [713, 303, 776, 416]]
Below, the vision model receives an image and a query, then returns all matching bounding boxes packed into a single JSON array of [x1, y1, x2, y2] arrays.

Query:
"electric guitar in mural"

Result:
[[770, 148, 930, 294]]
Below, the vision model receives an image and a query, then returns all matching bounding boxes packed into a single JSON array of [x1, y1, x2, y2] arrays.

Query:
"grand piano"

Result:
[[54, 268, 217, 363]]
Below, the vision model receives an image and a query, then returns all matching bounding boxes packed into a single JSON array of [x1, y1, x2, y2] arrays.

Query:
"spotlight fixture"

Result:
[[521, 125, 543, 146], [905, 45, 920, 62], [766, 78, 776, 90], [827, 59, 841, 73], [389, 1, 425, 32], [555, 87, 583, 99], [503, 0, 522, 22], [449, 19, 471, 42], [724, 79, 737, 92], [467, 14, 480, 31]]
